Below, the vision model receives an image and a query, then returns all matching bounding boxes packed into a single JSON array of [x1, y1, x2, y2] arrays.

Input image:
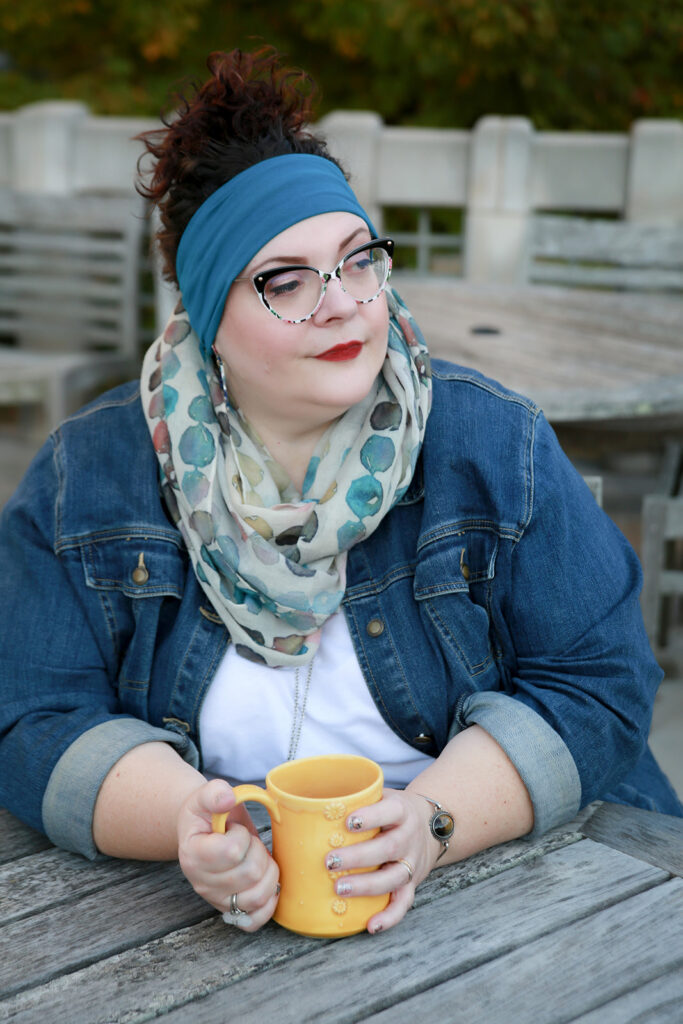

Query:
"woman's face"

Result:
[[213, 212, 390, 444]]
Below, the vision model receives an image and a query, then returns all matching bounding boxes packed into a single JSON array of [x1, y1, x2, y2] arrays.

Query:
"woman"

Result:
[[0, 48, 680, 937]]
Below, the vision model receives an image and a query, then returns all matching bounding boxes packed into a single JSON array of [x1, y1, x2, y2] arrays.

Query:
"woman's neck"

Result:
[[247, 418, 334, 495]]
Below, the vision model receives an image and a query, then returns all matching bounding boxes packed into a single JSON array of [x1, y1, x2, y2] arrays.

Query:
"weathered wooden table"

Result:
[[2, 801, 682, 1023], [394, 279, 683, 427]]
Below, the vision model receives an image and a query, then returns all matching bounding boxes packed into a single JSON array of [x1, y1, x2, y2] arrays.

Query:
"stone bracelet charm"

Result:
[[415, 794, 455, 860]]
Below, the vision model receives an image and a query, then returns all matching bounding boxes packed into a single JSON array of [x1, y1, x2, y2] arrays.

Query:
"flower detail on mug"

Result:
[[328, 832, 346, 848], [331, 899, 348, 916], [324, 801, 347, 821]]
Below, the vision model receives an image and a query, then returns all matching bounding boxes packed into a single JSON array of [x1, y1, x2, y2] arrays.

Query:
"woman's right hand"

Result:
[[177, 778, 280, 931]]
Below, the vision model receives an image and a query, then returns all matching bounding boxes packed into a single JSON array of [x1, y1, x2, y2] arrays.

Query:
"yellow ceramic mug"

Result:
[[212, 754, 389, 937]]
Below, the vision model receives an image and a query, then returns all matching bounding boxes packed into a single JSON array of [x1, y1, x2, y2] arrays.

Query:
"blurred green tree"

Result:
[[0, 0, 210, 113], [1, 0, 681, 128]]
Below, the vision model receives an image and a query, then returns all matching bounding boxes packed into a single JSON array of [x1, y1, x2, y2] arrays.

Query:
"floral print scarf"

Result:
[[141, 287, 432, 667]]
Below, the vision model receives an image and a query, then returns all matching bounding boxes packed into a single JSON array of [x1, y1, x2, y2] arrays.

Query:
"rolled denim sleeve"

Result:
[[43, 718, 199, 859], [0, 431, 198, 853], [450, 690, 581, 835]]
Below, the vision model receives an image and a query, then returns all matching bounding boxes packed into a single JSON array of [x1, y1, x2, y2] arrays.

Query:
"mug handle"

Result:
[[212, 783, 281, 834]]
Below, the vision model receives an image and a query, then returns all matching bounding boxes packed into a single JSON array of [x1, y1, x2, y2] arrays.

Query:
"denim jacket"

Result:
[[1, 364, 680, 859]]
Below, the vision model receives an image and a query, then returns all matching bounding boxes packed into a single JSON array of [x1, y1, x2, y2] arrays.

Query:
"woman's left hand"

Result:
[[324, 787, 440, 934]]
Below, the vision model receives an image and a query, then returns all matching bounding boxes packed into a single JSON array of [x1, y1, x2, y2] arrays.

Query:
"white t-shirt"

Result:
[[199, 610, 434, 787]]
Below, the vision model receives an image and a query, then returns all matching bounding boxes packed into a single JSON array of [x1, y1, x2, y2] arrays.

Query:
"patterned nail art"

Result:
[[348, 815, 363, 831], [326, 853, 343, 870], [336, 880, 352, 896]]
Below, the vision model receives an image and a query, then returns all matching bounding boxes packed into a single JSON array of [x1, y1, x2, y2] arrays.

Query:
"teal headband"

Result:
[[175, 153, 376, 357]]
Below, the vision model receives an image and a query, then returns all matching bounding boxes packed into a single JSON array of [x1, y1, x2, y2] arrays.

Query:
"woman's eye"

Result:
[[345, 254, 373, 273], [266, 273, 303, 298]]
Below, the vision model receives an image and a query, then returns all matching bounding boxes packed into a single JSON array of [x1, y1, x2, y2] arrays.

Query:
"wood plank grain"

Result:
[[393, 278, 683, 424], [531, 215, 683, 264], [580, 802, 683, 876], [533, 263, 683, 291], [20, 840, 657, 1024], [396, 279, 683, 347], [0, 816, 273, 925], [570, 965, 683, 1023], [0, 809, 596, 1017], [529, 380, 683, 426], [363, 879, 683, 1024], [0, 848, 165, 926], [0, 916, 325, 1024], [0, 809, 52, 864], [0, 863, 213, 998]]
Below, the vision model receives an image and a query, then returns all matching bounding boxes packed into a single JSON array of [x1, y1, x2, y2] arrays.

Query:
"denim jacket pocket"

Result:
[[80, 534, 185, 600], [413, 528, 499, 677], [79, 534, 186, 708]]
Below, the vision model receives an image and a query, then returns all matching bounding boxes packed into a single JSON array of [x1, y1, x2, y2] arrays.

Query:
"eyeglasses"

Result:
[[234, 238, 394, 323]]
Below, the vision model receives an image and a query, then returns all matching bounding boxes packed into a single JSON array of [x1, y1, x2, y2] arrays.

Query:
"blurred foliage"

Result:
[[1, 0, 682, 128]]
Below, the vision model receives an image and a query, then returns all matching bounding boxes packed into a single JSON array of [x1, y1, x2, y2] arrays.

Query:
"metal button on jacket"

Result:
[[414, 733, 434, 746], [132, 553, 149, 585], [459, 548, 470, 581], [366, 618, 385, 637]]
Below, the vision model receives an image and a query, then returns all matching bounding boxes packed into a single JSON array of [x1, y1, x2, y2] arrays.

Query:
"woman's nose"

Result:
[[313, 276, 357, 321]]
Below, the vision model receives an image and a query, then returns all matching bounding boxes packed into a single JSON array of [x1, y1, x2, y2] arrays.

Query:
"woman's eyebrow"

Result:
[[249, 227, 370, 275]]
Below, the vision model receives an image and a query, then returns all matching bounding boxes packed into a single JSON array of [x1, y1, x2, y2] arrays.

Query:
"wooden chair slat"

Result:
[[530, 214, 683, 293]]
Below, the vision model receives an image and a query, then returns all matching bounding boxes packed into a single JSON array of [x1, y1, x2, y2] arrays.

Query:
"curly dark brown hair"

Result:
[[137, 47, 343, 284]]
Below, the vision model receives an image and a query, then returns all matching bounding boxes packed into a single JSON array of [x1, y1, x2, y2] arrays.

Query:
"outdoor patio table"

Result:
[[1, 801, 682, 1022], [393, 279, 683, 428]]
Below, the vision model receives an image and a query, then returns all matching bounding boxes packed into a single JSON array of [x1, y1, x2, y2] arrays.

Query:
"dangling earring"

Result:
[[212, 345, 230, 407]]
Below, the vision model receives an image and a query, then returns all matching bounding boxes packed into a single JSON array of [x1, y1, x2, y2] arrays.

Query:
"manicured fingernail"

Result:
[[336, 880, 352, 896], [371, 922, 383, 934], [275, 883, 281, 898], [326, 853, 342, 870], [348, 815, 363, 831]]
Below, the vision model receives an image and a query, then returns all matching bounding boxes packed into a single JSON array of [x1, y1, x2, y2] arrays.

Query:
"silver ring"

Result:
[[230, 891, 246, 916], [397, 858, 414, 883]]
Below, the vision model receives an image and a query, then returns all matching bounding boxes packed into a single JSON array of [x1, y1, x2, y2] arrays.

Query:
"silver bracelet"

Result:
[[414, 793, 455, 861]]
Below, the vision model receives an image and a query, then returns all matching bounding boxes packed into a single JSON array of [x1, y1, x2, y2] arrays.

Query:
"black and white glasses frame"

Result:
[[235, 237, 395, 324]]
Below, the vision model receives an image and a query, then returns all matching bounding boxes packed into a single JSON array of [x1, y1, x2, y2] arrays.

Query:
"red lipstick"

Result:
[[315, 342, 363, 362]]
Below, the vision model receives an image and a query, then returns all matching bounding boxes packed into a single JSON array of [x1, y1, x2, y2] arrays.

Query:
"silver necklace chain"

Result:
[[287, 657, 314, 761]]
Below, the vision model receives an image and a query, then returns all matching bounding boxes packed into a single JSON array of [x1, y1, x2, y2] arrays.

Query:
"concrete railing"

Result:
[[1, 101, 682, 284]]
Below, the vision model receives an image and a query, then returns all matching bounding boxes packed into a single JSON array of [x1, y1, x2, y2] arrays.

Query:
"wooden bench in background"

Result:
[[0, 189, 146, 431], [529, 215, 683, 293]]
